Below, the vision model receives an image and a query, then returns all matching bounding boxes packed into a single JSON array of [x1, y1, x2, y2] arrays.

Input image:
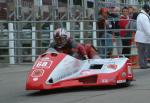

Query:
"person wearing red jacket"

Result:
[[118, 7, 131, 57], [119, 12, 129, 37], [49, 28, 100, 60]]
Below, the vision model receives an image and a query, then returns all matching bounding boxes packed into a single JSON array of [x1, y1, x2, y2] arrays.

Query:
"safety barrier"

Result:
[[0, 20, 139, 67]]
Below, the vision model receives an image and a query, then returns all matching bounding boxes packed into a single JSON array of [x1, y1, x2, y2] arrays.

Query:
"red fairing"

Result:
[[26, 50, 134, 90], [26, 53, 66, 90]]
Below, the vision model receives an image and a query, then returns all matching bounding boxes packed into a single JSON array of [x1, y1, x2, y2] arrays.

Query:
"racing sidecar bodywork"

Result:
[[26, 49, 134, 90]]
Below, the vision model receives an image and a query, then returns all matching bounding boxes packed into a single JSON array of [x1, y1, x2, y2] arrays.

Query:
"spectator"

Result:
[[110, 7, 120, 32], [127, 6, 139, 31], [109, 6, 122, 55], [118, 7, 131, 57], [135, 4, 150, 69], [126, 10, 139, 36], [97, 8, 113, 58], [128, 6, 134, 19]]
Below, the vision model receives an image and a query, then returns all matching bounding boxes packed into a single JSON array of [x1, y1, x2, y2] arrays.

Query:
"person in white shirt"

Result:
[[135, 4, 150, 69]]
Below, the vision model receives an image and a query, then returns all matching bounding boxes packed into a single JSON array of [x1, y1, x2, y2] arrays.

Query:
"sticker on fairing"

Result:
[[33, 60, 53, 69], [107, 64, 117, 70], [80, 70, 97, 75], [31, 69, 44, 77], [117, 80, 126, 83]]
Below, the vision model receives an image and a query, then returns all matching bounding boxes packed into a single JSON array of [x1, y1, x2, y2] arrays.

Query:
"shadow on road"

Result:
[[26, 84, 135, 96]]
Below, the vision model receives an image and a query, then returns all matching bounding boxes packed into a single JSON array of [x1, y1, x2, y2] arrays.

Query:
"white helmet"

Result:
[[53, 28, 71, 48]]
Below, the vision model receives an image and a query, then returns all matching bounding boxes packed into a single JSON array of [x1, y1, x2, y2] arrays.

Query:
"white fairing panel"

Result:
[[46, 55, 84, 84], [46, 56, 128, 84]]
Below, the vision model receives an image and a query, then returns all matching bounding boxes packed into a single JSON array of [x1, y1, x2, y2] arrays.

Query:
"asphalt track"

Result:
[[0, 64, 150, 103]]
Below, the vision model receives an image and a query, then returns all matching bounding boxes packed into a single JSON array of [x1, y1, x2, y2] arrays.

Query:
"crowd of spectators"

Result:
[[54, 5, 150, 64], [96, 5, 139, 58], [96, 4, 150, 69]]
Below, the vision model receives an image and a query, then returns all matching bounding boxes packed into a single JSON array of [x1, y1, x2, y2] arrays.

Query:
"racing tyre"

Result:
[[118, 80, 131, 87]]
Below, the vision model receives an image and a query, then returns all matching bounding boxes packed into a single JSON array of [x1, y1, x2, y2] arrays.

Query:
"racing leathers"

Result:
[[49, 40, 99, 60]]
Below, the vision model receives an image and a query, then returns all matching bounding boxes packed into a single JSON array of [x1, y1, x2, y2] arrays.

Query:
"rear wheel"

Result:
[[123, 80, 131, 87]]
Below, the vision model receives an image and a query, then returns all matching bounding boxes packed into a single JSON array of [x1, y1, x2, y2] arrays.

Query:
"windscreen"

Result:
[[46, 48, 58, 53]]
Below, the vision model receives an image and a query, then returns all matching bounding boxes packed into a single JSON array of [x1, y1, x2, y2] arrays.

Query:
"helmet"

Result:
[[53, 28, 70, 48]]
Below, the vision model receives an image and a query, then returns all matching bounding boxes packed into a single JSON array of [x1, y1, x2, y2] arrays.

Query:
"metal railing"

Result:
[[0, 20, 137, 64]]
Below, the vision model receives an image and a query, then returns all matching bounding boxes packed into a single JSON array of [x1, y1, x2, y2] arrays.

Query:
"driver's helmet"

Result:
[[53, 28, 70, 48]]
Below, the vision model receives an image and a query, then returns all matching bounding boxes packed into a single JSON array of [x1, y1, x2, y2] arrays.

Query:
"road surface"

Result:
[[0, 64, 150, 103]]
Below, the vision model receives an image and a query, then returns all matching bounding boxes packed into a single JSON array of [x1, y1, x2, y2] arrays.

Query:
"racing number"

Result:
[[37, 61, 48, 67], [36, 61, 49, 68]]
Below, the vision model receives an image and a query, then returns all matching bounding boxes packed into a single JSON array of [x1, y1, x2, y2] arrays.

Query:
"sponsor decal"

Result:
[[101, 78, 115, 83], [107, 64, 117, 70], [101, 79, 109, 83], [128, 66, 132, 74], [117, 80, 126, 83], [42, 57, 50, 60], [33, 77, 38, 81], [80, 70, 96, 75], [31, 69, 44, 77], [121, 72, 126, 78]]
